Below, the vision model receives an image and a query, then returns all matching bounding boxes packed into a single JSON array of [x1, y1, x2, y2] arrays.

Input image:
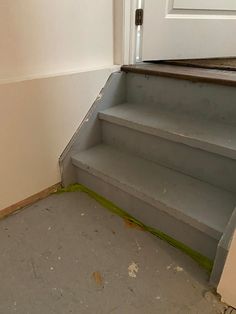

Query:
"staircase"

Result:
[[60, 64, 236, 285]]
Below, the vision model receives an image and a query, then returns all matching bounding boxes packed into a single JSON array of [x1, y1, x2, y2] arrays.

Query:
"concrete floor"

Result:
[[0, 191, 228, 314]]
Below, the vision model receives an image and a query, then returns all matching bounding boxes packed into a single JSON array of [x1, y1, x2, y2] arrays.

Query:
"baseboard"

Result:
[[0, 183, 61, 220]]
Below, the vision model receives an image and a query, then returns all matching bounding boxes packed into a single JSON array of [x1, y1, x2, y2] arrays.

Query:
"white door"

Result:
[[141, 0, 236, 61]]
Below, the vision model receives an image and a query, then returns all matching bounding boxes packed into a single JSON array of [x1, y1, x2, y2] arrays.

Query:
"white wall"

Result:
[[114, 0, 124, 65], [0, 0, 113, 83], [0, 68, 116, 210], [0, 0, 115, 210]]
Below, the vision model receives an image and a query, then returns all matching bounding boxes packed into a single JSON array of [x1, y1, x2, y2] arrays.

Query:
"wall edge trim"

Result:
[[0, 183, 61, 220], [0, 65, 119, 86]]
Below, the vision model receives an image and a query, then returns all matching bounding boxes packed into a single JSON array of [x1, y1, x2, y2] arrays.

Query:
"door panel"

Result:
[[173, 0, 236, 11], [142, 0, 236, 61]]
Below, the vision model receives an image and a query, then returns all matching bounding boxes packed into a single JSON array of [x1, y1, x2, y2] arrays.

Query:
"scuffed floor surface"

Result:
[[0, 191, 227, 314]]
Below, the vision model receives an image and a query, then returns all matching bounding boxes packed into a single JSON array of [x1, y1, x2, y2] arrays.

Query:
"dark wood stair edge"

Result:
[[122, 64, 236, 87]]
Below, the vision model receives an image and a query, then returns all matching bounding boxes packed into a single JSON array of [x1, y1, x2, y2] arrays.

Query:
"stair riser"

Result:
[[127, 73, 236, 125], [102, 121, 236, 194], [75, 167, 218, 260]]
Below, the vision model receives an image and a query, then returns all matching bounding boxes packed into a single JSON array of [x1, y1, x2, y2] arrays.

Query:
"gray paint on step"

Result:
[[75, 167, 218, 260], [100, 103, 236, 160], [102, 120, 236, 194], [127, 73, 236, 125], [62, 69, 236, 288], [72, 144, 236, 242]]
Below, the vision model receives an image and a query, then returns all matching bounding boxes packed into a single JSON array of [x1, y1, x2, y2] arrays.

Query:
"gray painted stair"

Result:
[[64, 69, 236, 283], [100, 103, 236, 194], [101, 121, 236, 194], [99, 103, 236, 160], [72, 144, 236, 259]]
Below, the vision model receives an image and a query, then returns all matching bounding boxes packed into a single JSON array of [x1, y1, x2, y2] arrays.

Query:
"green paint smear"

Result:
[[57, 184, 213, 273]]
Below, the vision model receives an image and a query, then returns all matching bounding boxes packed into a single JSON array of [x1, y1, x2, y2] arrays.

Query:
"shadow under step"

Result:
[[99, 103, 236, 160], [72, 144, 236, 260]]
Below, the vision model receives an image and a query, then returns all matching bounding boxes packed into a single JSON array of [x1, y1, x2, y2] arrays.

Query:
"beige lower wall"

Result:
[[0, 66, 117, 210], [218, 230, 236, 308]]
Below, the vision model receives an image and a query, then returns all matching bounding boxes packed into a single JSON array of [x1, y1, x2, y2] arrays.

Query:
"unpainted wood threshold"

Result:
[[122, 63, 236, 87]]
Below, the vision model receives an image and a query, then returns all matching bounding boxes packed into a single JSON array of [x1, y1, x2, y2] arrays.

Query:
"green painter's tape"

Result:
[[57, 184, 213, 273]]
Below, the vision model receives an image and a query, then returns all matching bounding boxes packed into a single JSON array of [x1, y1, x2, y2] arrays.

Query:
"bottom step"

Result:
[[72, 144, 236, 260]]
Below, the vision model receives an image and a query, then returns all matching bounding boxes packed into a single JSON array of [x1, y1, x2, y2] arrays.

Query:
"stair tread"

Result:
[[99, 103, 236, 159], [72, 144, 236, 240]]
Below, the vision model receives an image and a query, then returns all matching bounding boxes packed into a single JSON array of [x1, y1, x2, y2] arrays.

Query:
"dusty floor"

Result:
[[0, 191, 227, 314]]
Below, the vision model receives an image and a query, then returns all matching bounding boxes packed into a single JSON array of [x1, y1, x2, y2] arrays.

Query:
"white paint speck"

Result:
[[81, 213, 85, 216], [48, 227, 52, 231], [175, 266, 184, 272], [50, 267, 54, 271], [58, 256, 61, 261], [155, 296, 161, 300], [96, 93, 102, 101], [13, 301, 17, 311], [128, 262, 139, 278], [135, 240, 141, 251]]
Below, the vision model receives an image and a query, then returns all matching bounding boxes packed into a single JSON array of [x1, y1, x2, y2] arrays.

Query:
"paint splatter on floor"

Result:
[[123, 219, 144, 231], [92, 271, 103, 286], [175, 266, 184, 272], [0, 191, 228, 314], [128, 262, 139, 278]]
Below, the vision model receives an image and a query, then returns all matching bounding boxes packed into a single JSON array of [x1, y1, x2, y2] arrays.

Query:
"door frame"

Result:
[[114, 0, 143, 65]]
